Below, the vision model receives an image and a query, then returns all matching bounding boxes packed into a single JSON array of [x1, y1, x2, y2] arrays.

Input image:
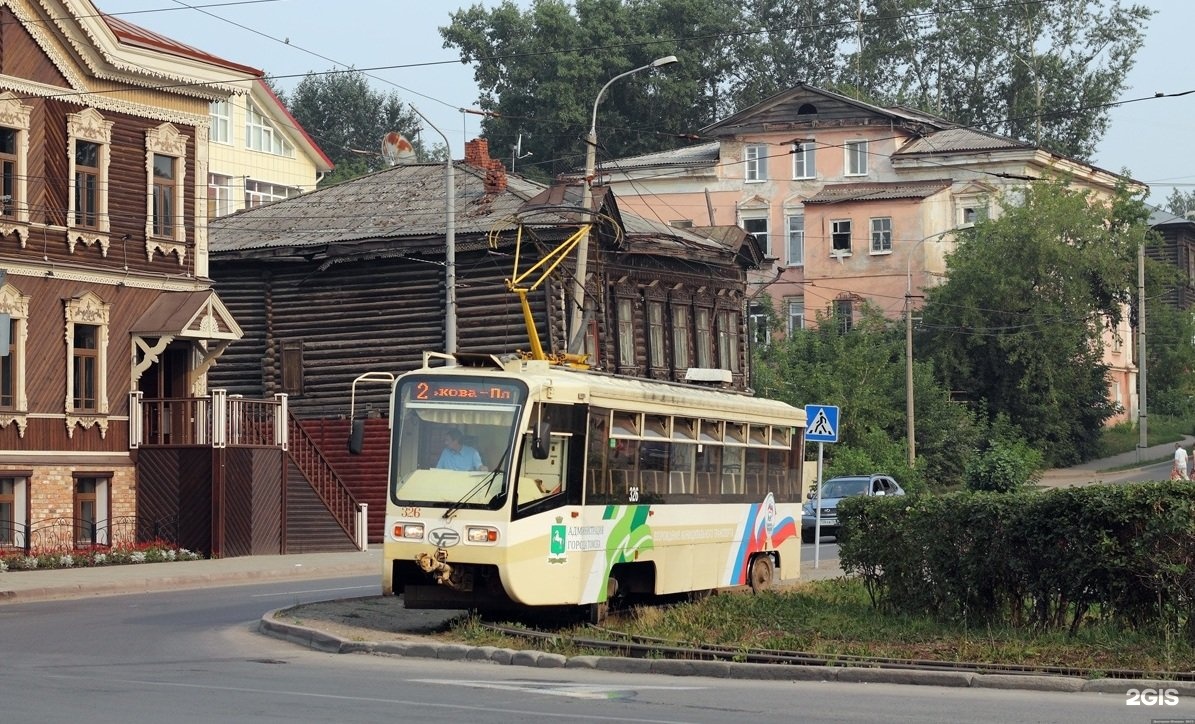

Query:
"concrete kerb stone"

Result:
[[257, 609, 1183, 695]]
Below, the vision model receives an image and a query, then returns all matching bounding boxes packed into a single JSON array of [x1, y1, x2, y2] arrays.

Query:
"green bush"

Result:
[[837, 482, 1195, 640], [964, 437, 1043, 492]]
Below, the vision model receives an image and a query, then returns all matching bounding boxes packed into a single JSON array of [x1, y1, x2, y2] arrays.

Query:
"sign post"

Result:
[[804, 404, 840, 568]]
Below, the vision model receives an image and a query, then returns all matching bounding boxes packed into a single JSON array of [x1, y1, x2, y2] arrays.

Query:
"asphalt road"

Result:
[[2, 574, 1188, 723]]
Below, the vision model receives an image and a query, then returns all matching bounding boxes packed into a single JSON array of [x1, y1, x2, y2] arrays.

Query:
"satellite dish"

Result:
[[381, 132, 416, 166]]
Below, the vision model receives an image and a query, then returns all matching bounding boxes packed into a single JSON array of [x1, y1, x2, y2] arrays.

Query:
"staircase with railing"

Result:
[[286, 412, 362, 545]]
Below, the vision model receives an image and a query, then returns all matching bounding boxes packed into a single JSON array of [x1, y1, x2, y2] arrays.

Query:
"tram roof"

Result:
[[417, 357, 805, 427]]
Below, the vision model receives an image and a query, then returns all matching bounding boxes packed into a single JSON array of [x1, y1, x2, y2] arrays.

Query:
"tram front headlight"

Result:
[[393, 522, 424, 540], [466, 526, 498, 543]]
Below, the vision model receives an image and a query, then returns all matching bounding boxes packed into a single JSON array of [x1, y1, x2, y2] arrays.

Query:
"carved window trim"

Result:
[[66, 108, 112, 255], [64, 292, 110, 438], [0, 92, 30, 245], [0, 281, 29, 436], [145, 123, 189, 265]]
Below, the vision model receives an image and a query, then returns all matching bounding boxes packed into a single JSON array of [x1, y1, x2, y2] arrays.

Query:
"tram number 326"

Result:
[[628, 486, 639, 502]]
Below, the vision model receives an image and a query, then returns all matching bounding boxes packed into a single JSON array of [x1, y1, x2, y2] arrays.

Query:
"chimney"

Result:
[[463, 138, 508, 195]]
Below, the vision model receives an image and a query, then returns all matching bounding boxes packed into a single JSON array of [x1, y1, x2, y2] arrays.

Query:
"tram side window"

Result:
[[745, 447, 767, 495]]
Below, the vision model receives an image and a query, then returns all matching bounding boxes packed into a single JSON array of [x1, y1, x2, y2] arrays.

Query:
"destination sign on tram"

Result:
[[410, 379, 522, 402]]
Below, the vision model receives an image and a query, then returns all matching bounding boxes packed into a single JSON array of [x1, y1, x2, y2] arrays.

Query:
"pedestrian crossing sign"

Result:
[[804, 404, 840, 443]]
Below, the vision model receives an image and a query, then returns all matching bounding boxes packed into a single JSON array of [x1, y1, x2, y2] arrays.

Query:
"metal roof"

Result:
[[597, 142, 720, 172], [803, 179, 953, 204], [897, 127, 1026, 155], [208, 162, 557, 254]]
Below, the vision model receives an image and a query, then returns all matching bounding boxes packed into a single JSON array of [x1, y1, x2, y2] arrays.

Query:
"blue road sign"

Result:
[[804, 404, 840, 443]]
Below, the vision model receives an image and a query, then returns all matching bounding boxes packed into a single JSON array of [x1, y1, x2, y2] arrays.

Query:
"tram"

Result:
[[351, 351, 806, 621]]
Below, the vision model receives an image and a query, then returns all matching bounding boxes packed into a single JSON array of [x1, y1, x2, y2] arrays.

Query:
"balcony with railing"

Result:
[[129, 390, 289, 449]]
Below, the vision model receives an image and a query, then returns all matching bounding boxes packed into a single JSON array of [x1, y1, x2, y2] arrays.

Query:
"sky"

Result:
[[95, 0, 1195, 206]]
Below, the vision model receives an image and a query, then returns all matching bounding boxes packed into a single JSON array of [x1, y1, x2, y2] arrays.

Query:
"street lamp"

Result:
[[567, 55, 679, 355], [905, 228, 957, 466]]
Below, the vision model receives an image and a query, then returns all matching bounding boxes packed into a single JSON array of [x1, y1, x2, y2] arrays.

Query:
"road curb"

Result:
[[258, 607, 1166, 695]]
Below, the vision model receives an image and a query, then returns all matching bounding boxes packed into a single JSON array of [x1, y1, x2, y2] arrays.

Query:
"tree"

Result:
[[440, 1, 1151, 171], [284, 70, 438, 186], [853, 0, 1152, 159], [1165, 188, 1195, 218], [752, 303, 982, 489], [921, 180, 1150, 466]]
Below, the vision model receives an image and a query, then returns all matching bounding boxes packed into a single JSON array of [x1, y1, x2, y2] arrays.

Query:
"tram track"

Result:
[[479, 621, 1195, 682]]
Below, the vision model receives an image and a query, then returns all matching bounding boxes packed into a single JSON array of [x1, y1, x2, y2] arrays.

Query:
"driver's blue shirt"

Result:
[[436, 445, 483, 471]]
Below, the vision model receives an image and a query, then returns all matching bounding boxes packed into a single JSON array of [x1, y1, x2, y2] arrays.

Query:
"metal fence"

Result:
[[0, 515, 179, 555]]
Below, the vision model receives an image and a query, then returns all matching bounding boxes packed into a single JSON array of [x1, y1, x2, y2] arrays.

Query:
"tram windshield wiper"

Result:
[[442, 446, 511, 520]]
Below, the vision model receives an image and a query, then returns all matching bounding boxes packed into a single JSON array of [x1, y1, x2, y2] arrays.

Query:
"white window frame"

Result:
[[791, 141, 815, 179], [672, 305, 691, 370], [845, 139, 868, 176], [145, 124, 189, 265], [208, 173, 234, 219], [0, 475, 27, 549], [695, 307, 713, 368], [64, 291, 110, 438], [786, 213, 804, 266], [617, 298, 635, 368], [209, 100, 231, 145], [246, 103, 295, 157], [0, 281, 29, 436], [245, 179, 299, 209], [0, 92, 30, 243], [870, 217, 893, 254], [742, 216, 770, 256], [744, 144, 767, 182], [67, 108, 113, 255], [787, 299, 805, 334], [831, 219, 852, 254], [748, 302, 770, 347]]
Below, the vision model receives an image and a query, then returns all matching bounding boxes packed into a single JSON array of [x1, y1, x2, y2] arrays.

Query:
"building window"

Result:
[[792, 141, 815, 179], [787, 299, 805, 334], [246, 103, 295, 157], [0, 93, 30, 231], [786, 214, 804, 266], [717, 309, 741, 373], [67, 108, 113, 251], [749, 302, 770, 347], [870, 217, 892, 254], [961, 204, 989, 225], [0, 282, 28, 432], [245, 179, 299, 209], [145, 124, 189, 262], [74, 141, 99, 229], [210, 100, 231, 144], [832, 220, 852, 253], [64, 292, 110, 436], [695, 308, 713, 368], [672, 305, 691, 370], [845, 140, 868, 176], [73, 324, 99, 411], [745, 144, 767, 182], [835, 299, 855, 333], [648, 301, 666, 368], [75, 477, 97, 545], [0, 477, 14, 545], [743, 217, 769, 256], [152, 154, 177, 238], [281, 340, 304, 395], [617, 298, 635, 368], [208, 173, 234, 219]]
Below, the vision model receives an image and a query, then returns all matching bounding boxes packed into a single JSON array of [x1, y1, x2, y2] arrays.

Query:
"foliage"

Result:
[[283, 69, 441, 186], [964, 426, 1043, 493], [1143, 296, 1195, 417], [1165, 188, 1195, 218], [0, 541, 201, 572], [753, 302, 982, 491], [838, 482, 1195, 640], [439, 0, 1152, 176], [921, 179, 1151, 467], [1100, 415, 1195, 458]]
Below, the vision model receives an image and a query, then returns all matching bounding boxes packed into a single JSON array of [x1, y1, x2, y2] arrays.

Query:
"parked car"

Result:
[[801, 474, 904, 543]]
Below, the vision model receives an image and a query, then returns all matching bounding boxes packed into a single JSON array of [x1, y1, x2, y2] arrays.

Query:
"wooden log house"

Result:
[[208, 139, 767, 545]]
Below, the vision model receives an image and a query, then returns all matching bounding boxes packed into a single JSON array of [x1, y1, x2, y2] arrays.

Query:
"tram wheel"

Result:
[[749, 554, 775, 593], [587, 601, 609, 625]]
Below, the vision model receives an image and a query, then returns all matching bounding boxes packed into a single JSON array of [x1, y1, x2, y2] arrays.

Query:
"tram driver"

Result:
[[436, 428, 486, 471]]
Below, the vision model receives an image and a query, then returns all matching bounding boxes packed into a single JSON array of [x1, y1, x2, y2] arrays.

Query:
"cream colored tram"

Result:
[[361, 353, 806, 621]]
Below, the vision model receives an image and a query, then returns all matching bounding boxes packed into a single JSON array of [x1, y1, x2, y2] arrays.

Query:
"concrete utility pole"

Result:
[[567, 56, 679, 355], [1137, 239, 1148, 461]]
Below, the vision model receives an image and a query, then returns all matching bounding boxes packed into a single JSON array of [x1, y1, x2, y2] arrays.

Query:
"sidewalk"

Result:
[[1037, 434, 1195, 488], [0, 548, 382, 603]]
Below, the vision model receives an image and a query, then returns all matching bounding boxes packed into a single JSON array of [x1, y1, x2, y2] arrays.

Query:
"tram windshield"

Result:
[[390, 376, 526, 506]]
